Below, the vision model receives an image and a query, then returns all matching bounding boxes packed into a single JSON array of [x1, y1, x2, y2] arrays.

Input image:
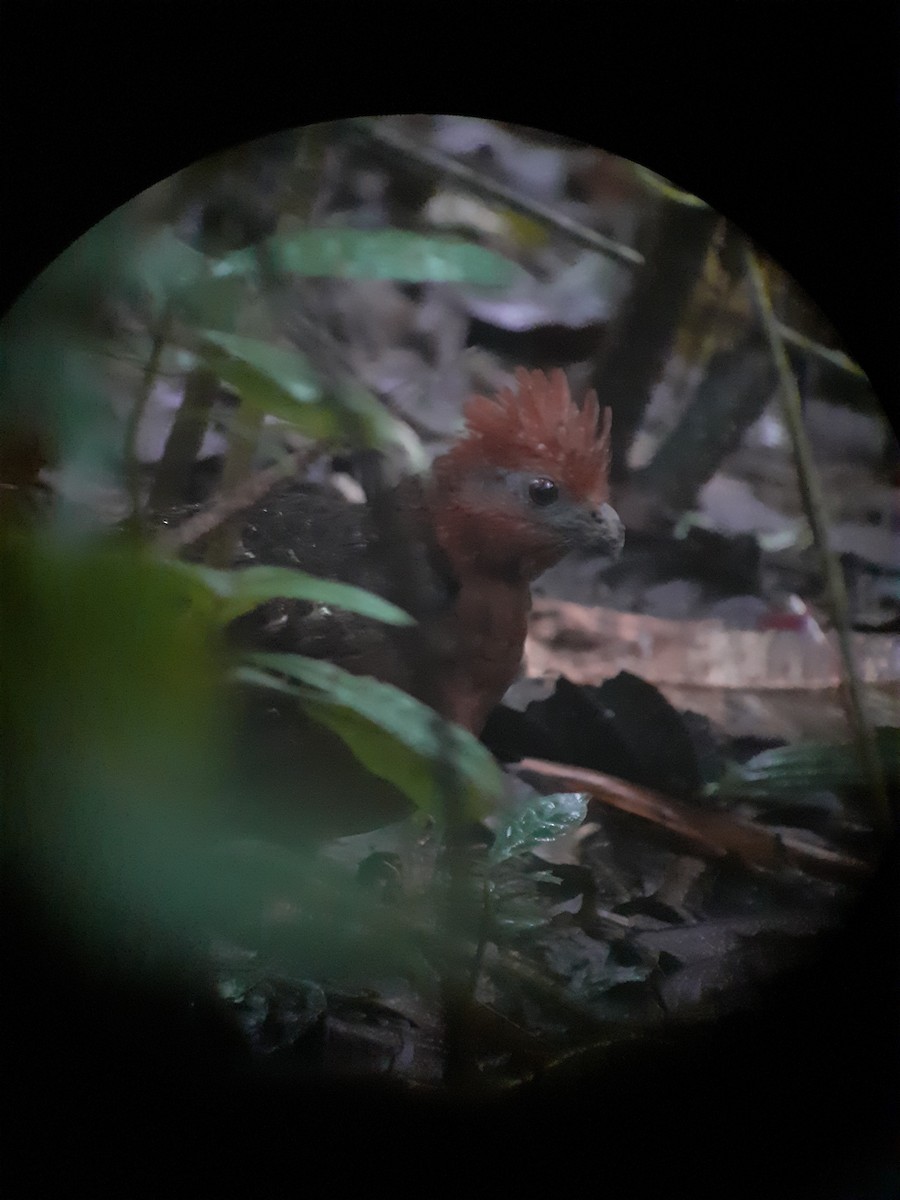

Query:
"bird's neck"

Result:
[[422, 480, 553, 732], [434, 571, 533, 734], [426, 485, 557, 584]]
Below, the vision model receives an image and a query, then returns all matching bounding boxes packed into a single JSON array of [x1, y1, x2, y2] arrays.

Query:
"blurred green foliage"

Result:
[[716, 728, 900, 803], [171, 560, 415, 628], [219, 227, 523, 285], [1, 173, 524, 978], [240, 653, 501, 820], [2, 533, 228, 951]]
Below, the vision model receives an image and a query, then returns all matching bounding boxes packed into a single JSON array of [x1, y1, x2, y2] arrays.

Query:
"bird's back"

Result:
[[227, 475, 461, 701]]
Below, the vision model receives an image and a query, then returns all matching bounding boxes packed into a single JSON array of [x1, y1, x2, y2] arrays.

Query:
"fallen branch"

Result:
[[154, 446, 314, 554], [353, 118, 645, 268], [516, 757, 871, 881]]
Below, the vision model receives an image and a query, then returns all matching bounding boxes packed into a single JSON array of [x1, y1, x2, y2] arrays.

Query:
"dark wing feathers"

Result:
[[227, 478, 459, 693]]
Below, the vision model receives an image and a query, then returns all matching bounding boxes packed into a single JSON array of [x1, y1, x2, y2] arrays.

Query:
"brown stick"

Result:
[[154, 446, 314, 554], [517, 757, 871, 881]]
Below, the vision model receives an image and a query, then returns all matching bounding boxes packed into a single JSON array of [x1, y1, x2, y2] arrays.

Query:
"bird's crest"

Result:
[[436, 368, 612, 504]]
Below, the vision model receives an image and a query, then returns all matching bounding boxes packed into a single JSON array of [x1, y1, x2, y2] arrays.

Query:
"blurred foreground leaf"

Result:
[[0, 212, 137, 478], [1, 534, 235, 946], [131, 224, 522, 336], [195, 330, 425, 466], [238, 652, 502, 820], [217, 228, 523, 286], [130, 224, 208, 313], [169, 560, 414, 627], [717, 729, 900, 802]]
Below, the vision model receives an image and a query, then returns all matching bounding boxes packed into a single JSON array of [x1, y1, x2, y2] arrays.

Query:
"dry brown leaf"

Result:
[[527, 600, 899, 690], [524, 599, 900, 739]]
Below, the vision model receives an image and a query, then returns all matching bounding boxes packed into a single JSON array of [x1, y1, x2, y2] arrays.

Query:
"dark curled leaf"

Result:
[[490, 792, 589, 865]]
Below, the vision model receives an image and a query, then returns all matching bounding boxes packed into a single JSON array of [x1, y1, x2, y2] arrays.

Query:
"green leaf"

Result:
[[490, 792, 589, 864], [217, 229, 522, 286], [194, 330, 425, 467], [130, 225, 209, 312], [325, 377, 427, 469], [169, 561, 414, 627], [716, 728, 900, 802], [129, 227, 251, 330], [175, 274, 250, 332], [197, 330, 323, 415], [240, 652, 502, 819]]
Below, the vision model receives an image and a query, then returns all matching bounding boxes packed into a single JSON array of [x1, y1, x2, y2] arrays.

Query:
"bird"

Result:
[[223, 367, 624, 835]]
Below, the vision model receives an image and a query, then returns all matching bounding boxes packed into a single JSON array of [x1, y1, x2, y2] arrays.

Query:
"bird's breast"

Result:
[[434, 577, 532, 733]]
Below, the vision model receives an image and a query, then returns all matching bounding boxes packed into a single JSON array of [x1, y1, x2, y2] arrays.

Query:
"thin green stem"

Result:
[[203, 405, 265, 568], [744, 245, 890, 832], [122, 308, 171, 536]]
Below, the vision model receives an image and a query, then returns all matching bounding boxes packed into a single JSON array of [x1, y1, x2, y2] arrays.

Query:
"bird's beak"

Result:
[[591, 501, 625, 558]]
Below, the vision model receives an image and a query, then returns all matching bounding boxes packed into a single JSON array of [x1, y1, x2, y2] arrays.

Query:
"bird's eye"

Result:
[[528, 477, 559, 507]]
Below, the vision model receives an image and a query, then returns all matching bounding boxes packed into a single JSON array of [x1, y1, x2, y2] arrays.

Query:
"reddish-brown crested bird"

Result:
[[227, 368, 623, 834], [232, 368, 622, 727]]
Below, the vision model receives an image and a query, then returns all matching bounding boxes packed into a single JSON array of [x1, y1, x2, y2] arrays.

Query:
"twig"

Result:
[[468, 875, 494, 997], [773, 320, 868, 380], [359, 120, 868, 385], [517, 758, 871, 881], [122, 308, 171, 534], [154, 444, 314, 554], [203, 407, 266, 567], [744, 244, 891, 832], [147, 366, 219, 512], [351, 118, 645, 268]]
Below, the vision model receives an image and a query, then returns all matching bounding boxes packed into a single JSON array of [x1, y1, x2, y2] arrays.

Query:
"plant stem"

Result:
[[745, 244, 890, 832], [122, 308, 171, 536], [203, 405, 265, 568]]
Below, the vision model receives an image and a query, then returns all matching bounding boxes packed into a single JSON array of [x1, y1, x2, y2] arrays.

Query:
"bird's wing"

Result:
[[228, 477, 458, 695]]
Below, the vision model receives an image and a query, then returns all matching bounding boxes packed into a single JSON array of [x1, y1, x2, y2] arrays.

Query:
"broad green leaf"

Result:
[[195, 330, 426, 466], [129, 226, 250, 330], [241, 652, 502, 819], [324, 377, 427, 470], [197, 330, 323, 417], [490, 792, 589, 864], [175, 274, 249, 332], [169, 561, 414, 627], [216, 229, 522, 286], [130, 225, 209, 312], [232, 664, 301, 698]]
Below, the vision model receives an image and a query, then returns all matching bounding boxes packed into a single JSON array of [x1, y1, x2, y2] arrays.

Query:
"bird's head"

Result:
[[429, 368, 624, 581]]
